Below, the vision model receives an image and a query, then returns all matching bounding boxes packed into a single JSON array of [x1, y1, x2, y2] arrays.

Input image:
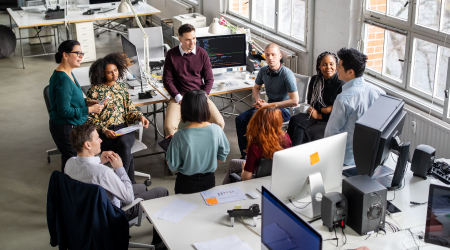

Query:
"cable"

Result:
[[240, 217, 260, 237], [341, 227, 347, 245], [410, 201, 427, 206], [388, 190, 396, 202], [407, 228, 420, 250], [289, 199, 311, 209], [372, 192, 384, 237]]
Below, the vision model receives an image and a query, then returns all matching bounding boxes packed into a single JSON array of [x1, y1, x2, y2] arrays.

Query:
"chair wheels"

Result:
[[144, 179, 152, 186]]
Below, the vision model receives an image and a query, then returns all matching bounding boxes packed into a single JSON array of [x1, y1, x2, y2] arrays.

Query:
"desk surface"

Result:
[[8, 2, 160, 28], [141, 155, 441, 250]]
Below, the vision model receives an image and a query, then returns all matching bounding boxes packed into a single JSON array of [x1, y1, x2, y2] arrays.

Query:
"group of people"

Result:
[[47, 23, 384, 248]]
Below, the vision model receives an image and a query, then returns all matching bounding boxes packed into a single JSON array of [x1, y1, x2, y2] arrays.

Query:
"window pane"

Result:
[[240, 0, 249, 17], [437, 47, 450, 99], [253, 0, 264, 24], [265, 0, 276, 28], [292, 0, 305, 41], [416, 0, 441, 31], [365, 24, 385, 72], [230, 0, 240, 13], [412, 38, 438, 94], [279, 0, 292, 35], [383, 30, 406, 81], [388, 0, 408, 20], [367, 0, 386, 14], [441, 0, 450, 33]]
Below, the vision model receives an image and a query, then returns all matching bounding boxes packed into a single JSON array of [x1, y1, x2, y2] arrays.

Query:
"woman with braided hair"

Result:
[[287, 51, 345, 146]]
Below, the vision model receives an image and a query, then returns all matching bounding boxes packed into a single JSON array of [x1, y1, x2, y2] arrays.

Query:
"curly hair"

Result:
[[245, 104, 286, 159], [89, 52, 128, 86], [310, 51, 339, 108]]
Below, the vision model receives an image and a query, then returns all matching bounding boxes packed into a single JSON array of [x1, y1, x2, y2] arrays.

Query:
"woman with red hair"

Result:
[[222, 104, 292, 184]]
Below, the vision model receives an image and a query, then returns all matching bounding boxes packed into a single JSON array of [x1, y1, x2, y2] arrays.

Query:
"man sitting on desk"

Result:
[[324, 48, 385, 166], [235, 43, 299, 158], [163, 24, 225, 136], [64, 124, 169, 248]]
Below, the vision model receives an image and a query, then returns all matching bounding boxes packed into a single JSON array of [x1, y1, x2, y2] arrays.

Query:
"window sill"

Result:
[[220, 13, 307, 53], [364, 74, 444, 120]]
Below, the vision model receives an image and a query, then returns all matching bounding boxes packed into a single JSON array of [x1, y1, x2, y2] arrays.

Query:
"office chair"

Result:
[[128, 27, 171, 63], [229, 158, 273, 183], [43, 85, 61, 163], [43, 86, 151, 186], [47, 171, 154, 249], [281, 73, 310, 130]]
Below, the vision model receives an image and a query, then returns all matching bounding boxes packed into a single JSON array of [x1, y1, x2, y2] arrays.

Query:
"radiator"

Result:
[[401, 107, 450, 159], [251, 34, 298, 73], [147, 0, 194, 26]]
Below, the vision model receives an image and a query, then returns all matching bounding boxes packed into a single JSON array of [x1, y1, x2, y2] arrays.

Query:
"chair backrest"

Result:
[[293, 73, 310, 104], [43, 85, 51, 115], [254, 158, 273, 178], [128, 27, 165, 61]]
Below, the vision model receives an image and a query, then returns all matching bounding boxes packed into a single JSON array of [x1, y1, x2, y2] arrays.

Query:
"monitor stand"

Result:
[[343, 165, 394, 178], [296, 172, 325, 219], [375, 141, 410, 191]]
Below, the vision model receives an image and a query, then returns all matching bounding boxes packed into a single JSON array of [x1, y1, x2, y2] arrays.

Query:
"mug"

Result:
[[299, 103, 311, 114], [217, 82, 226, 91], [241, 72, 249, 80]]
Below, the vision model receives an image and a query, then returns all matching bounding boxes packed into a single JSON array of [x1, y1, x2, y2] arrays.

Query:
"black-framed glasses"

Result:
[[68, 51, 85, 57]]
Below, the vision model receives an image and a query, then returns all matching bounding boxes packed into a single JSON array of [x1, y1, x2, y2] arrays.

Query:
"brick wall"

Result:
[[366, 0, 387, 72], [230, 0, 249, 17]]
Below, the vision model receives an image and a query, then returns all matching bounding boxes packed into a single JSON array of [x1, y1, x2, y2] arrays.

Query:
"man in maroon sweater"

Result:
[[163, 24, 225, 135]]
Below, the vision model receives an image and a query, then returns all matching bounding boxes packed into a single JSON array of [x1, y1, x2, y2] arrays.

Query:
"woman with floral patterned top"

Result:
[[86, 52, 149, 183]]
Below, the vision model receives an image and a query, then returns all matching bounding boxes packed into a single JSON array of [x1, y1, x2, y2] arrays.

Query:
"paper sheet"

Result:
[[200, 186, 247, 205], [152, 199, 198, 224], [114, 124, 142, 136], [193, 235, 252, 250]]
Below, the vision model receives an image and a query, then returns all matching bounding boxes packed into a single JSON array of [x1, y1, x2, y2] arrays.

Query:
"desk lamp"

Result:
[[117, 0, 167, 100]]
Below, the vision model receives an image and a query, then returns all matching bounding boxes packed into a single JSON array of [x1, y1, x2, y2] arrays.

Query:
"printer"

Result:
[[173, 13, 206, 36]]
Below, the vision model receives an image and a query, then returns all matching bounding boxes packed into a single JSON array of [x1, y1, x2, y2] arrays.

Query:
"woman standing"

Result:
[[287, 51, 345, 146], [86, 52, 149, 183], [49, 40, 103, 172]]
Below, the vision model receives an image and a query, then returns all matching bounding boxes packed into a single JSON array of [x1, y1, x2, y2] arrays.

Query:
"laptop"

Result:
[[261, 186, 322, 250]]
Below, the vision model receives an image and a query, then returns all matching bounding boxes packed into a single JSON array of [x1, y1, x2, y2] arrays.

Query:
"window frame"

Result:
[[363, 0, 450, 111], [227, 0, 307, 46]]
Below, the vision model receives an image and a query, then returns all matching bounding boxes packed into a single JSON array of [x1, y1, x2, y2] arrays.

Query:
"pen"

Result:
[[115, 133, 124, 136]]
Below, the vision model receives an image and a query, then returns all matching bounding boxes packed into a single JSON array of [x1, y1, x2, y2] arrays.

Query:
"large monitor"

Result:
[[270, 132, 347, 218], [121, 35, 143, 85], [196, 34, 247, 76], [348, 95, 409, 190], [261, 186, 322, 250], [425, 183, 450, 248]]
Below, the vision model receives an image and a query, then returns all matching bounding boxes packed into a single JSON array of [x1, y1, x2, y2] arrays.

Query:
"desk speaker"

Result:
[[321, 192, 347, 232], [411, 144, 435, 179]]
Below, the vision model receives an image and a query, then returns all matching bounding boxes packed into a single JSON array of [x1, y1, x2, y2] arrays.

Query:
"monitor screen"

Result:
[[89, 0, 112, 4], [121, 35, 143, 84], [196, 34, 247, 69], [425, 184, 450, 248], [262, 186, 322, 250]]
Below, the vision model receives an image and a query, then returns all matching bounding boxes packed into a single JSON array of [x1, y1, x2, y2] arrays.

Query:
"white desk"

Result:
[[7, 2, 161, 69], [141, 156, 443, 250]]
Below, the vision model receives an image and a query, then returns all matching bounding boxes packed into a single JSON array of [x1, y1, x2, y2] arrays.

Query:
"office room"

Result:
[[1, 0, 450, 249]]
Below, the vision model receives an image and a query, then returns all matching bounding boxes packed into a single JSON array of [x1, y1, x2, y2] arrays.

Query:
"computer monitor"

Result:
[[196, 34, 247, 77], [425, 183, 450, 248], [261, 186, 322, 250], [270, 132, 347, 218], [121, 35, 143, 86], [348, 95, 410, 190]]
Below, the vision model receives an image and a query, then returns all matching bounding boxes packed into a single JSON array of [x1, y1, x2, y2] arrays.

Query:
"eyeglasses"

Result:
[[68, 51, 85, 57]]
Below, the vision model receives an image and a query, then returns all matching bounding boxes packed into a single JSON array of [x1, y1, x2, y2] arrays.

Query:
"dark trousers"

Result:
[[100, 123, 136, 183], [175, 172, 215, 194], [235, 107, 290, 157], [124, 184, 169, 244], [49, 120, 77, 172], [287, 113, 318, 146]]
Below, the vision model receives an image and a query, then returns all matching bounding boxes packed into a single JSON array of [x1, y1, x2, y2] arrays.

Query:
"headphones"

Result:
[[266, 65, 283, 76]]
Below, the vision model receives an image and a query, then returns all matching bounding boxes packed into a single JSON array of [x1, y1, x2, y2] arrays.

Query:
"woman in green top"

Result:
[[86, 52, 149, 183], [166, 89, 230, 194], [49, 40, 103, 172]]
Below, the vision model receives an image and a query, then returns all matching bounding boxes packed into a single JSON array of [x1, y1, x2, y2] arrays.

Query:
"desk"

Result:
[[7, 2, 161, 69], [141, 155, 442, 249]]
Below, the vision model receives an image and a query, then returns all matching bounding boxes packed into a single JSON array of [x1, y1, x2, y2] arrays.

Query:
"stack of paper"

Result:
[[153, 199, 198, 224], [200, 186, 247, 206], [193, 235, 252, 250]]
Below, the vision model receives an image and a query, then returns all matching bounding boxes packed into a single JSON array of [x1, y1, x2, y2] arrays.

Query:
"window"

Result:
[[364, 0, 450, 120], [228, 0, 307, 44]]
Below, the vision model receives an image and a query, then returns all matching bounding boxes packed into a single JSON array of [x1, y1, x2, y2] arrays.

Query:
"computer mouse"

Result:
[[246, 191, 259, 199]]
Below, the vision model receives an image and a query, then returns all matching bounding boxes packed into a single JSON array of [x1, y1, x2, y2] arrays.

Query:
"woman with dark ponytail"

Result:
[[48, 40, 103, 172], [287, 51, 345, 146]]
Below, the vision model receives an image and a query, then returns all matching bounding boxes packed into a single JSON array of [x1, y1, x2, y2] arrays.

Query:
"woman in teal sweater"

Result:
[[48, 40, 103, 172]]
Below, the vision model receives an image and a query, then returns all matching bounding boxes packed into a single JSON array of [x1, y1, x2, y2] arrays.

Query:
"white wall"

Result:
[[203, 0, 223, 25]]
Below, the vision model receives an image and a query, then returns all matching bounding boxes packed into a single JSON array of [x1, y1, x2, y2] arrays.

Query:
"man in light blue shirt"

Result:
[[324, 48, 385, 165]]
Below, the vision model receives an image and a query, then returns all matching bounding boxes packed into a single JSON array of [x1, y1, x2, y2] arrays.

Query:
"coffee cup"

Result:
[[299, 103, 311, 114], [241, 72, 249, 80], [217, 82, 226, 91]]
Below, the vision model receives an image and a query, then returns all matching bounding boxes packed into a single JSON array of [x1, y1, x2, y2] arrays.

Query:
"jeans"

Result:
[[235, 107, 290, 157]]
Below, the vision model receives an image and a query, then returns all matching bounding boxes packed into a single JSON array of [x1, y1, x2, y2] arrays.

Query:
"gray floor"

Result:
[[0, 14, 253, 249]]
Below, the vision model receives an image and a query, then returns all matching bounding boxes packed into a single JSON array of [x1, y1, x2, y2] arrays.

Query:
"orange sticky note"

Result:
[[206, 198, 218, 205], [310, 152, 320, 165]]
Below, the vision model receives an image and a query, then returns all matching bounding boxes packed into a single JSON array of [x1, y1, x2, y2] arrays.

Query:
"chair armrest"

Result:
[[163, 44, 170, 55], [289, 104, 301, 116], [122, 198, 143, 212], [229, 173, 242, 183], [138, 121, 143, 142]]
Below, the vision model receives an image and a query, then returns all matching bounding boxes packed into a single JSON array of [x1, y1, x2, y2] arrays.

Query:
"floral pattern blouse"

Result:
[[86, 82, 142, 134]]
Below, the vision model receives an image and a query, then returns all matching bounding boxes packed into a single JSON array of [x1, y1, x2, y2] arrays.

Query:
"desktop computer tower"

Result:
[[342, 175, 387, 235]]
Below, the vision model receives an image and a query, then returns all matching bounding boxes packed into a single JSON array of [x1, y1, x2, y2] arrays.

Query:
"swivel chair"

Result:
[[229, 158, 273, 183]]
